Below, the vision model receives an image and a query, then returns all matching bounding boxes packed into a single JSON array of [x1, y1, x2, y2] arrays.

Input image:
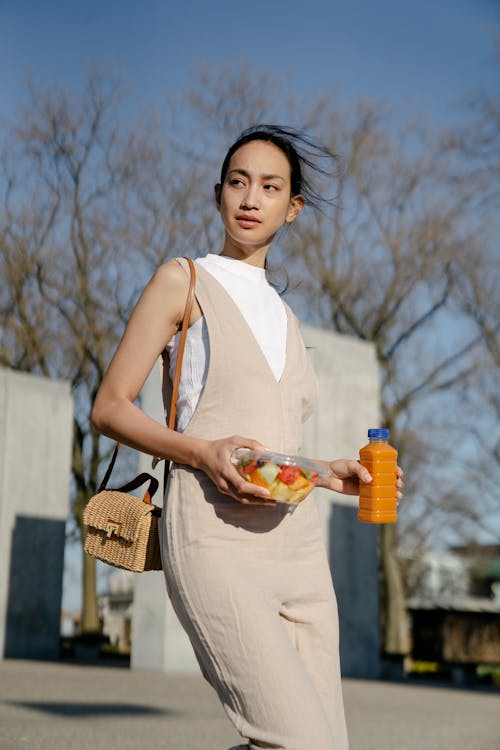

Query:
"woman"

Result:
[[92, 125, 403, 750]]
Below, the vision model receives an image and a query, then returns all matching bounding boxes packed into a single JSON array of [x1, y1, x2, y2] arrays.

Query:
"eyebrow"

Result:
[[227, 168, 286, 182]]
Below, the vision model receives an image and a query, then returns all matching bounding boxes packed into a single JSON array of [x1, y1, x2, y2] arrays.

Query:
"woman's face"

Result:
[[216, 140, 303, 252]]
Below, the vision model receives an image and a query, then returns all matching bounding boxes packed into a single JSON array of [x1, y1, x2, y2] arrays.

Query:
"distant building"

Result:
[[450, 544, 500, 599], [402, 544, 500, 603], [403, 550, 469, 602], [402, 545, 500, 680], [98, 571, 134, 653]]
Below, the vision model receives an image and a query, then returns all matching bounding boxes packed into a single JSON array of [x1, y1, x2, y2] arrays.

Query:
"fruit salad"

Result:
[[232, 449, 325, 504]]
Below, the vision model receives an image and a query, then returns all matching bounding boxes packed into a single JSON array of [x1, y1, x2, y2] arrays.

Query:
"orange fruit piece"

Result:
[[249, 469, 271, 489], [289, 475, 312, 492]]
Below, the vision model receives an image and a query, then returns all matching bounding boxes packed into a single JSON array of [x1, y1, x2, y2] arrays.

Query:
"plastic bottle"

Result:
[[358, 428, 398, 524]]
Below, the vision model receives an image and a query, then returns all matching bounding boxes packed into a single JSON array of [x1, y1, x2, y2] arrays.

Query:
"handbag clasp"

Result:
[[105, 520, 122, 538]]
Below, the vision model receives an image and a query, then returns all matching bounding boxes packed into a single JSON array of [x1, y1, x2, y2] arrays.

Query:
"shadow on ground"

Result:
[[5, 701, 179, 718]]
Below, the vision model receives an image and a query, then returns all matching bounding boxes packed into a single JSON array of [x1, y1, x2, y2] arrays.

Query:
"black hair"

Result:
[[219, 124, 337, 211]]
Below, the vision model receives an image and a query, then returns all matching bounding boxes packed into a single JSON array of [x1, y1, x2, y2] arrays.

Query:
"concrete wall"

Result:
[[0, 369, 73, 660], [131, 362, 199, 672], [132, 324, 381, 677], [330, 506, 380, 678], [301, 325, 381, 678]]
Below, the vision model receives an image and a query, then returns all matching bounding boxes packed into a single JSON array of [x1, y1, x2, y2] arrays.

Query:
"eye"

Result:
[[229, 178, 245, 187], [264, 184, 279, 191]]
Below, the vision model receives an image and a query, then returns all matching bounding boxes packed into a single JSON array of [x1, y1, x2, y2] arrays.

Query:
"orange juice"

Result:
[[358, 428, 398, 524]]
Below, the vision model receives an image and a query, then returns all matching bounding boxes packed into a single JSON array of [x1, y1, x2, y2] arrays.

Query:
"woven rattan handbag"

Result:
[[83, 258, 196, 572]]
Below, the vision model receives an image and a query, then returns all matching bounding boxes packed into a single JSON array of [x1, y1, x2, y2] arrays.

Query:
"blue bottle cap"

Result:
[[368, 428, 390, 439]]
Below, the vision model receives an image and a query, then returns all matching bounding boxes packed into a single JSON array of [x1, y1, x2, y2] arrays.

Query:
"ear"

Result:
[[214, 183, 222, 210], [285, 194, 304, 223]]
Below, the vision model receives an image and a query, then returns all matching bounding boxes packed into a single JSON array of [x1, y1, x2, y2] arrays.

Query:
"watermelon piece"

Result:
[[277, 465, 301, 485], [241, 459, 258, 475]]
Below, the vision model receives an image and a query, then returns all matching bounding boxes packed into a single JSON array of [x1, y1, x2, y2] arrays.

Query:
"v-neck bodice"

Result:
[[196, 253, 287, 382], [161, 258, 319, 454], [196, 262, 292, 386]]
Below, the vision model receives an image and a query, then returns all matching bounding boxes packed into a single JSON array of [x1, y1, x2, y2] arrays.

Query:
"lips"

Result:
[[236, 214, 261, 228]]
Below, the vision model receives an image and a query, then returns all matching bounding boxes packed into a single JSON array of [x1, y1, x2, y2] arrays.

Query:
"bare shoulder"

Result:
[[146, 258, 200, 327], [151, 258, 191, 292], [149, 257, 190, 302]]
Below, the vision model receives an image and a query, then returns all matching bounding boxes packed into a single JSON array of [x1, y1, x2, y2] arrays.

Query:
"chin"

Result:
[[227, 229, 276, 250]]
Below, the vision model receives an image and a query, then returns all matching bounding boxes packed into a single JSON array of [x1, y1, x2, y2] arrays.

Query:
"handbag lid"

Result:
[[83, 490, 159, 543]]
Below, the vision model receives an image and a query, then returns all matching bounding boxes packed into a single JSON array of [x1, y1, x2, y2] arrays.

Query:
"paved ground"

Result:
[[0, 659, 499, 750]]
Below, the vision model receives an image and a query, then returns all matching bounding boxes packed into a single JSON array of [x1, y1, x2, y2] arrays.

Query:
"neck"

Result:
[[219, 236, 271, 268]]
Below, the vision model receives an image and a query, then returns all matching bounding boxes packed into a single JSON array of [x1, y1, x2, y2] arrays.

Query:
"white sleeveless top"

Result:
[[166, 254, 287, 431]]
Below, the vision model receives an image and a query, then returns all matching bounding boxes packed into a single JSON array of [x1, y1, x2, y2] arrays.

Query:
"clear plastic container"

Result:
[[232, 448, 329, 504]]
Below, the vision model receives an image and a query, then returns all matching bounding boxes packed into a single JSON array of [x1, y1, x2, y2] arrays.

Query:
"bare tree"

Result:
[[0, 73, 193, 633], [281, 97, 498, 651], [437, 89, 500, 544]]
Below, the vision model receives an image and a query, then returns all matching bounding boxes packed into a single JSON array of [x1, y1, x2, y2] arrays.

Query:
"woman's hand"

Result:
[[316, 459, 404, 500], [198, 436, 277, 505]]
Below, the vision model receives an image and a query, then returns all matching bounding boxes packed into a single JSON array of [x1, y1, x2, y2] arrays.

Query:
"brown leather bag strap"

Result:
[[96, 257, 196, 502], [115, 472, 159, 502], [97, 443, 120, 493], [168, 257, 196, 430]]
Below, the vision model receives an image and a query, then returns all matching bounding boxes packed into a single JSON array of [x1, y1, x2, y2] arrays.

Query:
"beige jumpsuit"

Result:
[[160, 260, 349, 750]]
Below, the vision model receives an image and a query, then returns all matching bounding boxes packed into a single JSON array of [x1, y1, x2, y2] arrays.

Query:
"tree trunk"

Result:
[[80, 546, 100, 634], [380, 523, 409, 654]]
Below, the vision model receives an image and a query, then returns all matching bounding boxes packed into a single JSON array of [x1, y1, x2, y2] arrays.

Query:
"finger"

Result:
[[217, 478, 237, 500], [218, 483, 254, 504], [241, 495, 277, 506], [360, 469, 372, 483], [225, 456, 271, 496], [226, 487, 276, 505], [232, 436, 267, 451], [396, 466, 404, 478], [324, 476, 343, 493], [349, 460, 372, 484], [218, 475, 262, 503], [226, 467, 271, 499]]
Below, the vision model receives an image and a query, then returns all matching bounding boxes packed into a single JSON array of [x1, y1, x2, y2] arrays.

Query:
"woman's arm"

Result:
[[91, 260, 270, 502]]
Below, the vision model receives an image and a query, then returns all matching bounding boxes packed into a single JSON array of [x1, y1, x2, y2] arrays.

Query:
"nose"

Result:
[[240, 184, 260, 210]]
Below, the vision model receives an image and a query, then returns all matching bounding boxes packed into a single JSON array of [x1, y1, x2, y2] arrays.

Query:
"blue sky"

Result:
[[1, 0, 498, 125]]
